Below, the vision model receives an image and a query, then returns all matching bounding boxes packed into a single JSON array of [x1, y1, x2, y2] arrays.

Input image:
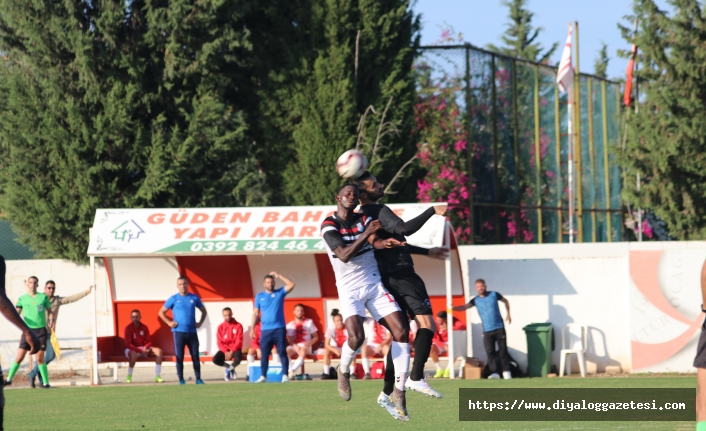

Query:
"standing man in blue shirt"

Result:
[[453, 278, 512, 379], [159, 277, 208, 384], [250, 271, 296, 383]]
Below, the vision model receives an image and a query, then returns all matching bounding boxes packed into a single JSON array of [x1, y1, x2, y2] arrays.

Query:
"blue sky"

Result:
[[412, 0, 671, 80]]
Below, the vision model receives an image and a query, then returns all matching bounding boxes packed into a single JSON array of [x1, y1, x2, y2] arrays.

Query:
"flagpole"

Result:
[[556, 23, 575, 243], [568, 90, 574, 244]]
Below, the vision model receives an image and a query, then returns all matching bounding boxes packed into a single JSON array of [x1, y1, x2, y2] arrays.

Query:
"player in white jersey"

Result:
[[320, 184, 412, 421]]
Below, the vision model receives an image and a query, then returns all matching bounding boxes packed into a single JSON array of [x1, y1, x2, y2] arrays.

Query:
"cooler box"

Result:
[[248, 364, 283, 382]]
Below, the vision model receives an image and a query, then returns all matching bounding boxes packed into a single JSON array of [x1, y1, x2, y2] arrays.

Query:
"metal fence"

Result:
[[416, 44, 622, 244]]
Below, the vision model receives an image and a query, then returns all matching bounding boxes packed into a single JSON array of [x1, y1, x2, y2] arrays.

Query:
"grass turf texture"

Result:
[[4, 376, 696, 430]]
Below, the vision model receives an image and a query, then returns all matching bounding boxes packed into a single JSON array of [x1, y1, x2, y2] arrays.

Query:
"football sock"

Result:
[[38, 364, 49, 385], [383, 350, 395, 396], [272, 353, 281, 364], [127, 367, 134, 376], [697, 422, 706, 431], [391, 341, 410, 392], [411, 328, 433, 381], [7, 362, 19, 381], [323, 364, 331, 375], [291, 358, 304, 372], [349, 364, 356, 375], [362, 358, 371, 374], [434, 361, 442, 370], [247, 355, 255, 365], [155, 364, 161, 376], [340, 342, 356, 373]]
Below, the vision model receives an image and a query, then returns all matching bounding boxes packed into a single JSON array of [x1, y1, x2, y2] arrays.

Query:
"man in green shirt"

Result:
[[4, 275, 54, 388], [1, 256, 40, 430]]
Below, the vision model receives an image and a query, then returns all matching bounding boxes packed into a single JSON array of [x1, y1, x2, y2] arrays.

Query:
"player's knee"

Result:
[[347, 334, 364, 350]]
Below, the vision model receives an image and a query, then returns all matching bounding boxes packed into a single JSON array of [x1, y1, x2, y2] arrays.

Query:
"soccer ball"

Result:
[[336, 149, 368, 179]]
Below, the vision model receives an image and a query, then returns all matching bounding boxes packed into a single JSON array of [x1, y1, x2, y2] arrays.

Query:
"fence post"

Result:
[[554, 78, 563, 242], [533, 65, 542, 243], [512, 59, 522, 243], [575, 22, 583, 242], [587, 77, 597, 242], [601, 80, 612, 242], [464, 45, 474, 244], [491, 54, 501, 243]]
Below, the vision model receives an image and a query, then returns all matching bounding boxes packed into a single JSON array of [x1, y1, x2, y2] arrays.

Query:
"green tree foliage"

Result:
[[618, 0, 706, 239], [487, 0, 557, 63], [594, 42, 609, 78], [0, 0, 268, 261], [283, 0, 420, 205]]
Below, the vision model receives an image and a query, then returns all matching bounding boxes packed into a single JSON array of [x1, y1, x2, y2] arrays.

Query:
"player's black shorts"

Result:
[[19, 327, 47, 352], [381, 270, 432, 319], [694, 316, 706, 368]]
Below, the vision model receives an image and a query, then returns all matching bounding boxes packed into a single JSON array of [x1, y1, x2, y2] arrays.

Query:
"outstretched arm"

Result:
[[452, 301, 475, 312], [387, 205, 448, 236]]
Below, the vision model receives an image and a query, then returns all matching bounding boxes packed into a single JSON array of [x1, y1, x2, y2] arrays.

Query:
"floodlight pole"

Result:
[[445, 222, 455, 379]]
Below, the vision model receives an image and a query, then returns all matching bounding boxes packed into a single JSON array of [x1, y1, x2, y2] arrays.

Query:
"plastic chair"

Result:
[[559, 324, 587, 377]]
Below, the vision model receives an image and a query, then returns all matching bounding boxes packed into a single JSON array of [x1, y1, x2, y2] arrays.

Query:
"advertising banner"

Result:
[[87, 204, 447, 256]]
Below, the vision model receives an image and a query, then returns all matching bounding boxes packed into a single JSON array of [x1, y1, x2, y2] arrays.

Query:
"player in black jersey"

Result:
[[351, 172, 448, 400]]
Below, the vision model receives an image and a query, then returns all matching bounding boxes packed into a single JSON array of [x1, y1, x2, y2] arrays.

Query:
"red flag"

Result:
[[624, 43, 637, 107]]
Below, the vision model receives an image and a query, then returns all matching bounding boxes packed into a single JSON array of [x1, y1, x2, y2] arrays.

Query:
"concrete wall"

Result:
[[458, 241, 706, 375]]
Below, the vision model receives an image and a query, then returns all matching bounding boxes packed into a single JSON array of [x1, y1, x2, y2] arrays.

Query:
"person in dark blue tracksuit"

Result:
[[250, 271, 296, 383], [159, 277, 208, 384]]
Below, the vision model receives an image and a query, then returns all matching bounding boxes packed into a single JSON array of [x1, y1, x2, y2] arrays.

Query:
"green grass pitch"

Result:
[[3, 376, 696, 430]]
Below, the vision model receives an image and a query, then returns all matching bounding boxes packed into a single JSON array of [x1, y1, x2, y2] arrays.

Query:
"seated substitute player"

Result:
[[213, 307, 243, 381], [4, 276, 54, 389], [286, 304, 319, 380], [322, 309, 350, 379], [0, 256, 41, 430], [362, 316, 391, 379], [321, 184, 411, 421], [124, 309, 164, 383], [430, 311, 467, 378], [351, 171, 448, 398]]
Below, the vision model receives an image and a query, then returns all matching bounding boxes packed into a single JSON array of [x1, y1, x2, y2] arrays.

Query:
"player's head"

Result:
[[176, 276, 189, 294], [336, 184, 360, 210], [331, 308, 344, 329], [27, 276, 38, 293], [349, 171, 384, 203], [436, 310, 448, 327], [263, 274, 275, 291], [131, 309, 141, 325], [294, 303, 305, 319], [475, 279, 487, 295], [44, 280, 56, 297], [222, 307, 233, 322]]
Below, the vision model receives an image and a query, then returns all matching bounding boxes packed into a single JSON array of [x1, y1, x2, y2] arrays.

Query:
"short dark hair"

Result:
[[437, 310, 447, 320], [28, 276, 38, 283], [475, 278, 486, 285], [264, 275, 275, 282], [177, 276, 188, 283], [45, 280, 55, 286], [294, 303, 304, 309], [131, 309, 141, 315], [348, 171, 373, 192], [222, 307, 232, 313], [337, 183, 358, 195]]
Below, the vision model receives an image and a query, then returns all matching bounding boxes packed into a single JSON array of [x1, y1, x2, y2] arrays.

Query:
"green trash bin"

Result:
[[522, 323, 554, 377]]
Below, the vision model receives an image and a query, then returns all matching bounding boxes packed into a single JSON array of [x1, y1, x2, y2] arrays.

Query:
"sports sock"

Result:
[[155, 364, 161, 376], [291, 358, 304, 372], [38, 363, 49, 385], [340, 342, 356, 373], [391, 341, 410, 392], [362, 358, 371, 374], [127, 367, 134, 376], [411, 328, 433, 381], [697, 422, 706, 431], [247, 354, 255, 365], [272, 353, 281, 364], [434, 361, 441, 371], [7, 362, 20, 381], [323, 364, 331, 375], [349, 364, 356, 375], [383, 349, 395, 395]]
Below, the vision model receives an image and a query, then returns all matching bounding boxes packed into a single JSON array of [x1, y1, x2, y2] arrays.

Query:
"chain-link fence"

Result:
[[416, 44, 622, 244]]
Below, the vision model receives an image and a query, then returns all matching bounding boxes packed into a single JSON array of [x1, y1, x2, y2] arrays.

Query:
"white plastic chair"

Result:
[[559, 324, 587, 377]]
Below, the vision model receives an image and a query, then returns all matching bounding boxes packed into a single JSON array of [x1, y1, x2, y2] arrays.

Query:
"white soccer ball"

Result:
[[336, 149, 369, 179]]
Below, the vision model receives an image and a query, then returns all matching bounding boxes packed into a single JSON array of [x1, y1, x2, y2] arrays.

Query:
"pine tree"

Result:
[[0, 0, 266, 261], [487, 0, 557, 63], [282, 0, 420, 205], [594, 42, 609, 78], [618, 0, 706, 239]]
